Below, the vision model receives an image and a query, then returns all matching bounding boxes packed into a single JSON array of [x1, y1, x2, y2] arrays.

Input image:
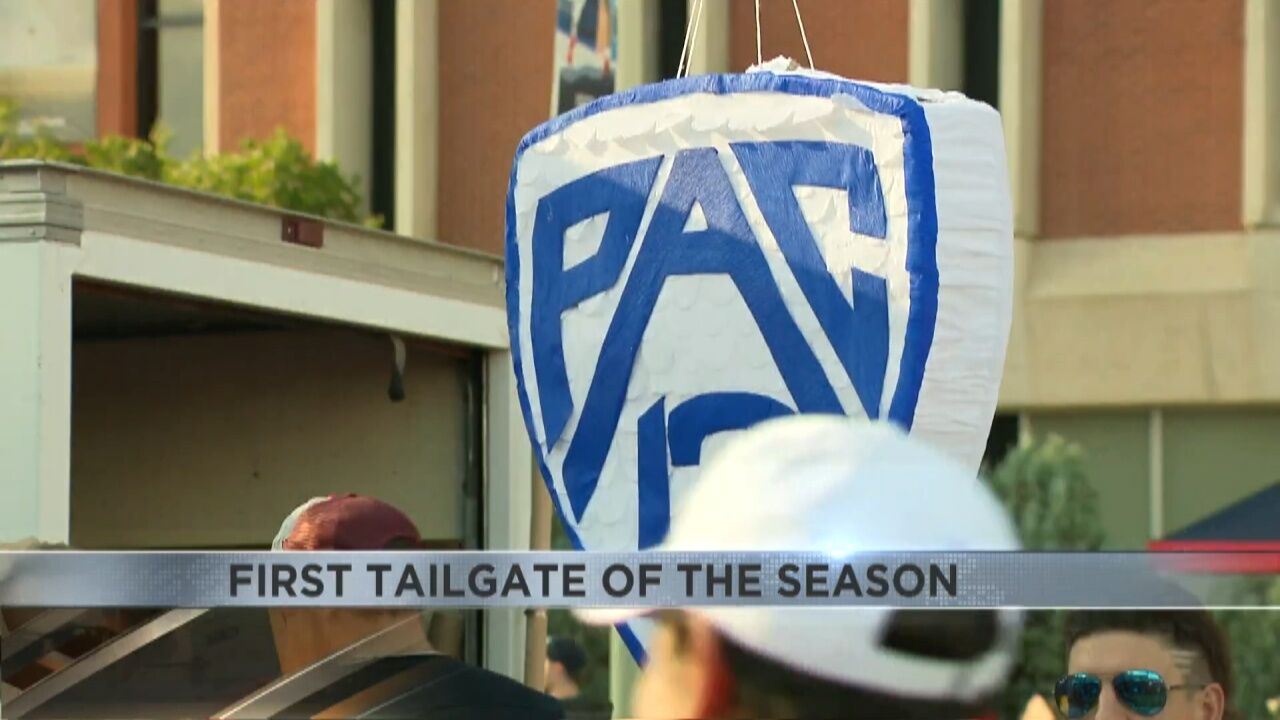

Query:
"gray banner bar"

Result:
[[0, 551, 1276, 609]]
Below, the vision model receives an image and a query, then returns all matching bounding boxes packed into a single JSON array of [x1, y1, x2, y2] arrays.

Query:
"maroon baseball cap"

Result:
[[272, 494, 423, 550]]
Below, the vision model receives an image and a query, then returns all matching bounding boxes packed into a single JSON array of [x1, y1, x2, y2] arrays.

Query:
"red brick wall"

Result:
[[97, 0, 138, 137], [1040, 0, 1244, 237], [438, 0, 555, 255], [215, 0, 317, 153], [728, 0, 907, 81]]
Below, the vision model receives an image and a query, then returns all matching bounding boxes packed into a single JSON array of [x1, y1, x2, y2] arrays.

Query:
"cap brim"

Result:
[[572, 606, 653, 627]]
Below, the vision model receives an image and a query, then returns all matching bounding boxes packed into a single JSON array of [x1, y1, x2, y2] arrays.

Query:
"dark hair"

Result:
[[1064, 611, 1234, 712], [547, 636, 588, 681], [662, 610, 1004, 719]]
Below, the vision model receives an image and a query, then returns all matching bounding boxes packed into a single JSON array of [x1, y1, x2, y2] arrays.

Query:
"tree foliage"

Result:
[[1, 98, 376, 226], [1216, 577, 1280, 719], [985, 434, 1104, 720]]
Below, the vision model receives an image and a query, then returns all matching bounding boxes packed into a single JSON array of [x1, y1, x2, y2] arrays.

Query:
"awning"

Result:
[[1148, 482, 1280, 573]]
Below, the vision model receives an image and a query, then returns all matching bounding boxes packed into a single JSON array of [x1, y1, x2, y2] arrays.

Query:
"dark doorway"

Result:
[[962, 0, 1000, 109], [657, 0, 689, 81], [370, 0, 398, 231]]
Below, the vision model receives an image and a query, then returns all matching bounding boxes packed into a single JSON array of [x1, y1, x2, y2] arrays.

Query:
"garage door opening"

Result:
[[70, 281, 485, 554]]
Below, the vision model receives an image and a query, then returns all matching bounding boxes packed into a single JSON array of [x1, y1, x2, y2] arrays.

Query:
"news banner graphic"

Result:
[[506, 62, 1013, 657], [2, 552, 1278, 609]]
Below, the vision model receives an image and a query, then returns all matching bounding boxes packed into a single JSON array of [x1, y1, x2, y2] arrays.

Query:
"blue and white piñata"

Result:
[[505, 59, 1014, 657]]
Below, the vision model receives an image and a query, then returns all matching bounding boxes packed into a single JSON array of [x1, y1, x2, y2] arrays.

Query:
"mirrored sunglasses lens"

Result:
[[1055, 674, 1103, 719], [1114, 670, 1169, 716]]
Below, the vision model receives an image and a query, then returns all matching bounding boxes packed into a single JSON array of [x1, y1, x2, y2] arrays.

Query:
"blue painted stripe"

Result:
[[637, 398, 670, 550], [668, 392, 794, 467]]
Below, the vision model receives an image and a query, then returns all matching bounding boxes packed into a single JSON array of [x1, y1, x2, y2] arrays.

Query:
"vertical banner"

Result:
[[552, 0, 618, 116]]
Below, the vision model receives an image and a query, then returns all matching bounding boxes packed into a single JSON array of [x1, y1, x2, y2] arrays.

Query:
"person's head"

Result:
[[272, 494, 423, 551], [271, 494, 429, 672], [1061, 610, 1232, 720], [544, 636, 587, 698], [578, 416, 1024, 719], [637, 608, 1010, 719]]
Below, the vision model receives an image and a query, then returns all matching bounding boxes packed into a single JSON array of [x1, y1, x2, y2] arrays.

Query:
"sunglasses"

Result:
[[1054, 670, 1202, 718]]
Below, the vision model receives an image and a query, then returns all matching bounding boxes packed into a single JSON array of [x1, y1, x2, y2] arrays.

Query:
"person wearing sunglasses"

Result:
[[1055, 610, 1232, 719]]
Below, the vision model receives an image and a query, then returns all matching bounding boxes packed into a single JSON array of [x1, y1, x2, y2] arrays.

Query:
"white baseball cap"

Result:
[[577, 415, 1023, 703]]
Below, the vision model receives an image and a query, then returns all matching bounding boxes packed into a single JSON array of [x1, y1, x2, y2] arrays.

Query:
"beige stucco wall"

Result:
[[1001, 230, 1280, 409], [70, 329, 470, 548]]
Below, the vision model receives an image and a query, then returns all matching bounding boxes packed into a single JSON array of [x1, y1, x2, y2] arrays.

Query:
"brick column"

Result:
[[96, 0, 139, 138], [729, 0, 907, 81], [204, 0, 318, 154]]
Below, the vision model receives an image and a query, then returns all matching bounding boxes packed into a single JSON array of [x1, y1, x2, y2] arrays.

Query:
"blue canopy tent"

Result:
[[1149, 481, 1280, 573]]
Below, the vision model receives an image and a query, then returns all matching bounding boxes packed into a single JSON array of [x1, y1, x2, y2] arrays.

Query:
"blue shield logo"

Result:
[[507, 73, 939, 567]]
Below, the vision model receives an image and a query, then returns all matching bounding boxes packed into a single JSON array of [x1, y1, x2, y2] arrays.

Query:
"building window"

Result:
[[963, 0, 1000, 110], [657, 0, 688, 81], [370, 0, 397, 231], [138, 0, 204, 156], [0, 0, 98, 141]]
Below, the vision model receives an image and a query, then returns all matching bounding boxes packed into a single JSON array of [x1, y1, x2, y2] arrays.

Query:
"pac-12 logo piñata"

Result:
[[507, 67, 1013, 572]]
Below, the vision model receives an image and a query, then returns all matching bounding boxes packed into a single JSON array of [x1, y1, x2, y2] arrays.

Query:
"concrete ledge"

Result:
[[1002, 231, 1280, 408], [0, 164, 83, 244], [0, 160, 504, 311]]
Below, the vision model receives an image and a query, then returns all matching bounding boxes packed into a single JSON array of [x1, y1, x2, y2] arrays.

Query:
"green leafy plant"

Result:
[[164, 130, 368, 224], [985, 434, 1105, 720], [1216, 578, 1280, 720], [0, 98, 78, 162], [84, 130, 169, 181], [1, 98, 377, 227]]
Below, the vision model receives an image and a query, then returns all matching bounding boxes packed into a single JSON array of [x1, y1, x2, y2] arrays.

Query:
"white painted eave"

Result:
[[0, 160, 508, 349]]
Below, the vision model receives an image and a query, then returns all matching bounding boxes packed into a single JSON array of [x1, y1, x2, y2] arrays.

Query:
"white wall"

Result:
[[0, 243, 72, 544]]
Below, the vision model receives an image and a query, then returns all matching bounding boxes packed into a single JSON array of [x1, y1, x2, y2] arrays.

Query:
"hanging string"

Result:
[[683, 0, 706, 78], [675, 1, 696, 77], [754, 0, 763, 65], [675, 0, 706, 77], [683, 0, 809, 76], [791, 0, 815, 69]]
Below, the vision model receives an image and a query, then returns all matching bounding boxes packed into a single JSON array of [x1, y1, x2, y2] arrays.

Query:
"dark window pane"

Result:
[[370, 0, 397, 231], [657, 0, 688, 81], [963, 0, 1000, 109]]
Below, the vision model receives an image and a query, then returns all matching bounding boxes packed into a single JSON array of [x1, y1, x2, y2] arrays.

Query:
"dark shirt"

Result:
[[556, 694, 614, 720], [355, 655, 566, 719]]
